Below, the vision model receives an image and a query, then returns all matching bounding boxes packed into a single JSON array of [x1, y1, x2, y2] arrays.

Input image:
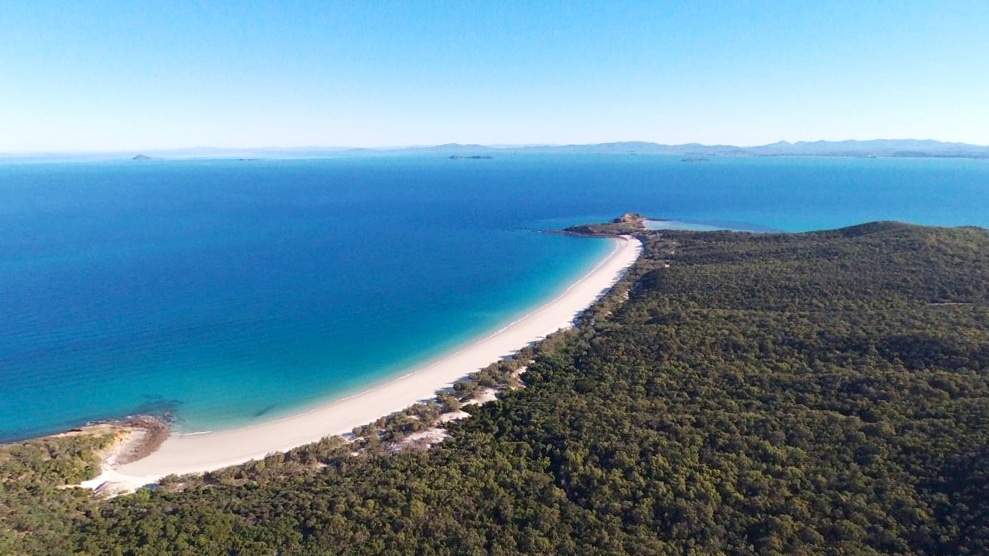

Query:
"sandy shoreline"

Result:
[[98, 235, 641, 489]]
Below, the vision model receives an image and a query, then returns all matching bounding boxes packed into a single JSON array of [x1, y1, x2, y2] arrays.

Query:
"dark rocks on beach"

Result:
[[116, 415, 171, 464]]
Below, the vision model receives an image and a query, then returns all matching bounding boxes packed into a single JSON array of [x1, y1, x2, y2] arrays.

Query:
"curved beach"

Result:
[[103, 236, 641, 487]]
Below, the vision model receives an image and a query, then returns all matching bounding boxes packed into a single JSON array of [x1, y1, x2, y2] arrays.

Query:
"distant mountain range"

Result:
[[5, 139, 989, 160], [172, 139, 989, 159], [396, 139, 989, 159]]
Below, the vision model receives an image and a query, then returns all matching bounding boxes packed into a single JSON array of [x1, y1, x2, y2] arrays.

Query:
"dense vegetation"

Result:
[[3, 221, 989, 554], [564, 212, 646, 236], [0, 430, 118, 553]]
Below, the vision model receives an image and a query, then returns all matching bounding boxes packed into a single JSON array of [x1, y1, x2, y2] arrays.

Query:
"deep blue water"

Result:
[[1, 154, 987, 441]]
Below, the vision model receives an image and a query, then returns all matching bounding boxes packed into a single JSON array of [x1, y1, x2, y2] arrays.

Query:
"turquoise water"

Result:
[[1, 154, 988, 441], [645, 220, 747, 232]]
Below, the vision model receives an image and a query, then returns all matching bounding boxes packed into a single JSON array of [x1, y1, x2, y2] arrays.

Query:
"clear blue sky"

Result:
[[2, 0, 988, 152]]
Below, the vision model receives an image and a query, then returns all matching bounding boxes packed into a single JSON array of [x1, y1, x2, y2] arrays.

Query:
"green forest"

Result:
[[3, 221, 989, 554]]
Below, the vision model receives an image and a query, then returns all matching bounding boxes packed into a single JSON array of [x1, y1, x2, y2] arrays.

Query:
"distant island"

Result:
[[449, 155, 493, 160], [131, 154, 153, 160]]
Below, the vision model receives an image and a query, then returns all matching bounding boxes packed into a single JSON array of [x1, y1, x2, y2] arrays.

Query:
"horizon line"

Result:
[[3, 137, 989, 157]]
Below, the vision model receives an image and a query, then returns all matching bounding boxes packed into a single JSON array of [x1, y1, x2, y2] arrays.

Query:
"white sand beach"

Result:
[[97, 236, 641, 490]]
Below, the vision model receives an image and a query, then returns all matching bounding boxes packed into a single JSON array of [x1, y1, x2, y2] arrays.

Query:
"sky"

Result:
[[2, 0, 988, 152]]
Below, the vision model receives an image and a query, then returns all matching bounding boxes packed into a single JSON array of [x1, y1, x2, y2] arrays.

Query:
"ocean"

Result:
[[1, 154, 987, 441]]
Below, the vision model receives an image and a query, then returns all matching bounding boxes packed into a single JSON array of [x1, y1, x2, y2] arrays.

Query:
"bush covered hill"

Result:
[[3, 221, 989, 554]]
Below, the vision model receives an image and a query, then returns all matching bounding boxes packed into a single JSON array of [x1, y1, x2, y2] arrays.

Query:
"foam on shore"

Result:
[[99, 236, 641, 490]]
